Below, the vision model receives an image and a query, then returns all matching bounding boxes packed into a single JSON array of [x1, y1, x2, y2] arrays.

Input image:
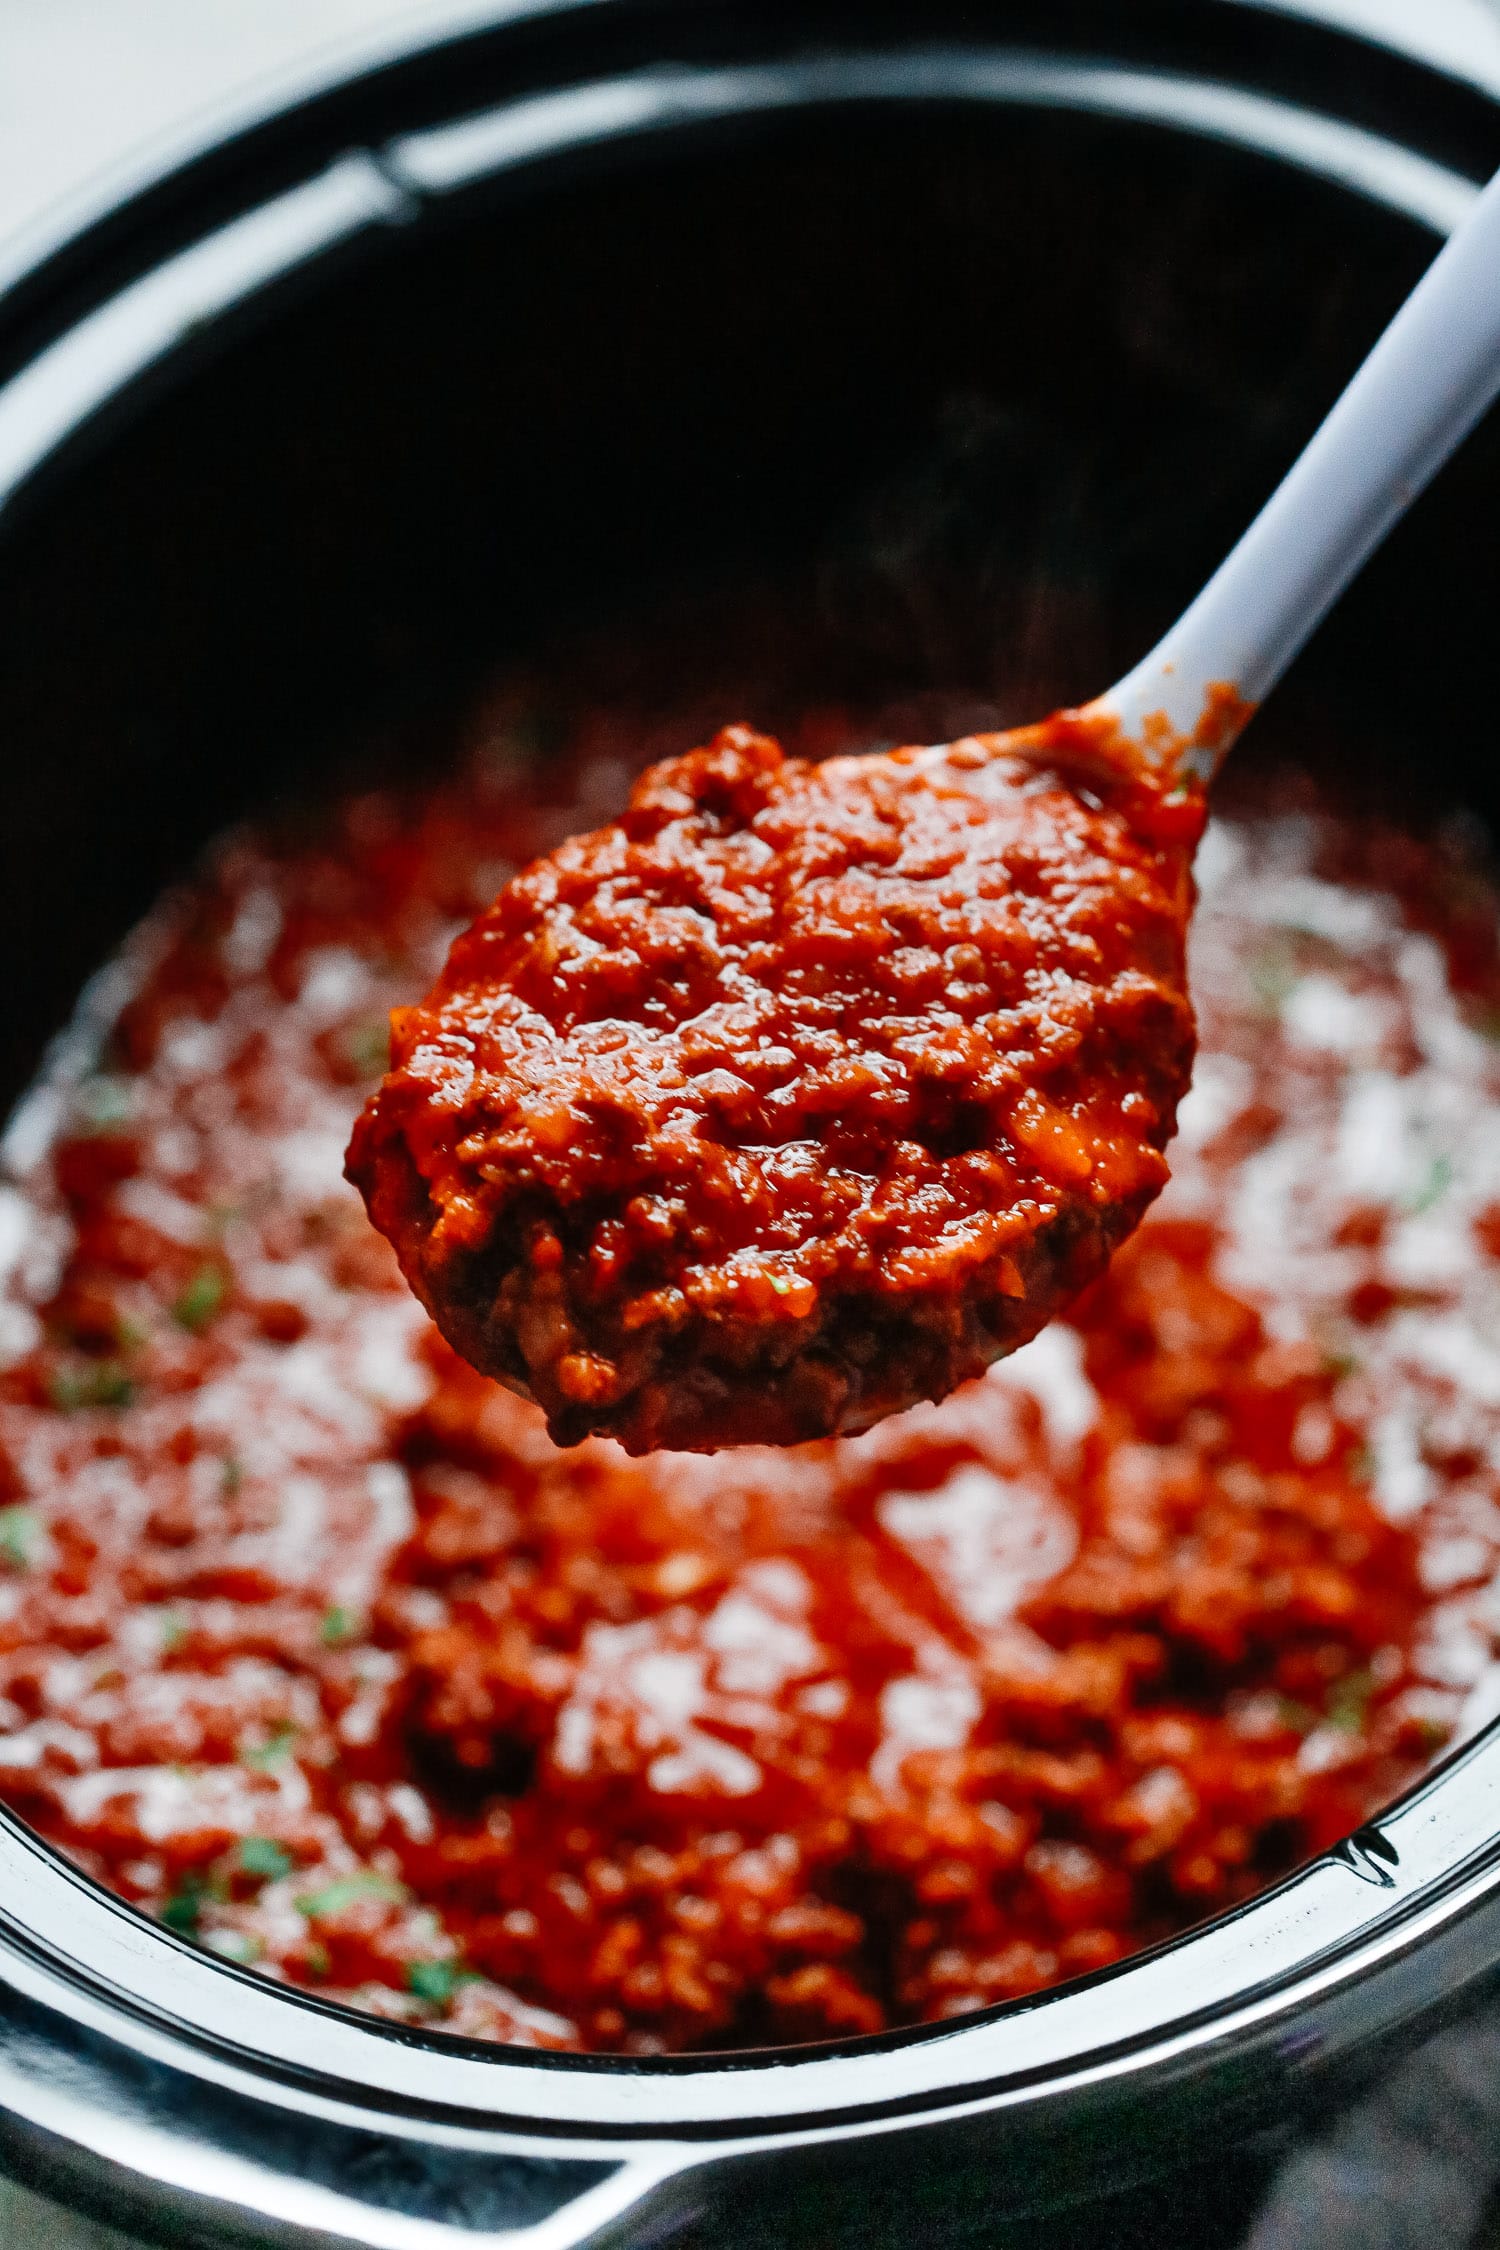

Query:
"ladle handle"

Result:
[[1099, 161, 1500, 774]]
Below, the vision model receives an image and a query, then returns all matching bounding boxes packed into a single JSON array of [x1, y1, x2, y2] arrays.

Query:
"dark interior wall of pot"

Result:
[[0, 98, 1490, 1104]]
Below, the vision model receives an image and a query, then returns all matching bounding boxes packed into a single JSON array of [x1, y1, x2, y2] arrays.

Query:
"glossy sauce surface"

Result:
[[349, 724, 1199, 1453], [0, 692, 1496, 2053]]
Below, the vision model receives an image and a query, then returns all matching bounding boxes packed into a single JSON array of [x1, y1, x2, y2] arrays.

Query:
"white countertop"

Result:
[[0, 0, 1497, 2243]]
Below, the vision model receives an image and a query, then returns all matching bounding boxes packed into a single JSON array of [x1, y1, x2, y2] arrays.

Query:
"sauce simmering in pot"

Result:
[[0, 676, 1495, 2052]]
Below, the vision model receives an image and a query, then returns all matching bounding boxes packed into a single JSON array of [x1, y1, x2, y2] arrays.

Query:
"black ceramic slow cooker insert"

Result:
[[3, 4, 1500, 2245]]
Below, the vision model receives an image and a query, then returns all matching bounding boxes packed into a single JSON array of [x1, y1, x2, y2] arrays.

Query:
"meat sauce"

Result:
[[348, 725, 1200, 1453], [0, 687, 1497, 2053]]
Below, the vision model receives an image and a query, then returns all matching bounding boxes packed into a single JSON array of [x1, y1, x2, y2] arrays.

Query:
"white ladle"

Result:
[[351, 164, 1500, 1458], [1050, 162, 1500, 781]]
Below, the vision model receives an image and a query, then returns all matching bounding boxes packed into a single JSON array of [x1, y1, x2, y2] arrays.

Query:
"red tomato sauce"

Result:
[[348, 725, 1200, 1454], [0, 683, 1495, 2053]]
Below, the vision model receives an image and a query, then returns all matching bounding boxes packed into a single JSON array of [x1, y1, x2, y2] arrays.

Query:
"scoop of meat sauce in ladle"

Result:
[[349, 169, 1500, 1455]]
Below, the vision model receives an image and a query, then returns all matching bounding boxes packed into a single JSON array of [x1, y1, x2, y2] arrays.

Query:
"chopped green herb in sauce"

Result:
[[242, 1724, 296, 1772], [344, 1020, 392, 1080], [172, 1265, 227, 1333], [0, 1506, 38, 1571], [406, 1960, 464, 2008], [239, 1837, 294, 1883], [48, 1360, 137, 1411], [296, 1872, 407, 1920]]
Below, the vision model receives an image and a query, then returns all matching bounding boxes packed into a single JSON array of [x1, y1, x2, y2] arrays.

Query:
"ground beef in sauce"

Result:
[[347, 724, 1199, 1453], [0, 688, 1494, 2054]]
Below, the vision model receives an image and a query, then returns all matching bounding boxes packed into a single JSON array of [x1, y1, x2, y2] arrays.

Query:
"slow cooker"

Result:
[[3, 3, 1500, 2243]]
